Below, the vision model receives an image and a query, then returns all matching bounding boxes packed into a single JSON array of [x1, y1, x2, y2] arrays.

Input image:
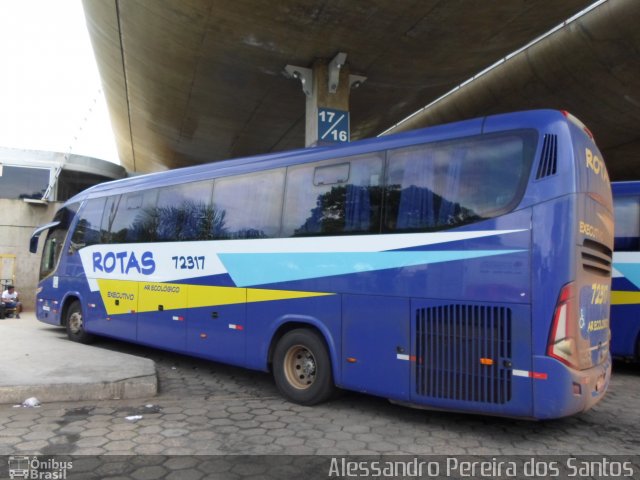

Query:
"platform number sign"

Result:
[[318, 108, 350, 144]]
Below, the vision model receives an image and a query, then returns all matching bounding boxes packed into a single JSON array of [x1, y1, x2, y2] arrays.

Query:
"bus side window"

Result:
[[385, 143, 475, 231], [156, 181, 214, 241], [100, 195, 121, 244], [212, 169, 285, 239], [71, 197, 107, 248], [108, 190, 159, 243], [283, 154, 384, 237], [614, 195, 640, 251], [384, 132, 535, 232]]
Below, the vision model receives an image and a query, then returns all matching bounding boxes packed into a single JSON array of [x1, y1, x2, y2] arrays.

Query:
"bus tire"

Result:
[[273, 328, 335, 405], [65, 300, 94, 344]]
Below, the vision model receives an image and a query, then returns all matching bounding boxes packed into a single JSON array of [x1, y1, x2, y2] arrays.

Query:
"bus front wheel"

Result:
[[65, 301, 94, 344], [273, 328, 335, 405]]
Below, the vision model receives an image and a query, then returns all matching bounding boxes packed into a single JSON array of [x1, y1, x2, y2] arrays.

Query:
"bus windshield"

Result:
[[39, 204, 78, 281]]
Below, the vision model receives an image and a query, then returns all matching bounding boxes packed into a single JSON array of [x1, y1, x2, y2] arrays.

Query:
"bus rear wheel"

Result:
[[273, 329, 334, 405], [65, 301, 94, 344]]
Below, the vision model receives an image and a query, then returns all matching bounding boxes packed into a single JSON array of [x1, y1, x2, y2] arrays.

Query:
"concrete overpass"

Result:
[[82, 0, 640, 180]]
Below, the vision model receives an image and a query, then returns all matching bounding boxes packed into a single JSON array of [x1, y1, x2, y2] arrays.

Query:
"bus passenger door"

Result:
[[186, 286, 246, 366], [341, 295, 411, 400], [89, 279, 138, 341], [83, 282, 109, 336], [137, 282, 187, 351]]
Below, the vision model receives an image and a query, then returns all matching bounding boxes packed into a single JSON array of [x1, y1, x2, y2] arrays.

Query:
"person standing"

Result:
[[2, 285, 22, 318]]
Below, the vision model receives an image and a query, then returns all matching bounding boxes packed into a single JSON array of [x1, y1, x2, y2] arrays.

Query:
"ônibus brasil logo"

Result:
[[8, 456, 72, 479]]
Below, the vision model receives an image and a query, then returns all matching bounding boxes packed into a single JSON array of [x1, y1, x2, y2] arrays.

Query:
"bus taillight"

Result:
[[561, 110, 594, 140], [548, 282, 579, 369]]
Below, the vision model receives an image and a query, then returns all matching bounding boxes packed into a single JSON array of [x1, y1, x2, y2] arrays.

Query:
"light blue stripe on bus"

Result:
[[218, 250, 524, 287], [614, 263, 640, 289]]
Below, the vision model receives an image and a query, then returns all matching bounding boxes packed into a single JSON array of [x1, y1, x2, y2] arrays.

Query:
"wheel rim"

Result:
[[283, 344, 317, 390], [69, 311, 83, 334]]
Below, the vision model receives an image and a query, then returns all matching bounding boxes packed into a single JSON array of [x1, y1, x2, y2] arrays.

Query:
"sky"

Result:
[[0, 0, 119, 164]]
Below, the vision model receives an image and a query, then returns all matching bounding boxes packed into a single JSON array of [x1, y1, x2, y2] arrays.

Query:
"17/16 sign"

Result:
[[318, 108, 350, 144]]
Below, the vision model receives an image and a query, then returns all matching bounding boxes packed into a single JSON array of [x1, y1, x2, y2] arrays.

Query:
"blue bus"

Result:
[[611, 181, 640, 361], [30, 109, 612, 419]]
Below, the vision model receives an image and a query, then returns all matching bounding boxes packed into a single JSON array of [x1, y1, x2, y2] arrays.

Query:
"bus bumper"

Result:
[[532, 354, 611, 419], [35, 298, 62, 326]]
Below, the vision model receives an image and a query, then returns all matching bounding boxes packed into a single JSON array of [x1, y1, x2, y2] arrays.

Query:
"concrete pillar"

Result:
[[305, 58, 351, 147], [286, 53, 366, 148]]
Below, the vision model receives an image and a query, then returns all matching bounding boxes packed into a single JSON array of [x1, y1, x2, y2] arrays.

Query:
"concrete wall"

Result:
[[0, 199, 61, 310]]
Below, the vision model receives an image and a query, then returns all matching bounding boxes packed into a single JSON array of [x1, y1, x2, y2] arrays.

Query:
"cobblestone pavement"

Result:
[[1, 337, 639, 477]]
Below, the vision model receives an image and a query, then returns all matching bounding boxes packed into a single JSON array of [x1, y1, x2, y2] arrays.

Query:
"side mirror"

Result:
[[29, 235, 39, 254], [29, 221, 61, 254]]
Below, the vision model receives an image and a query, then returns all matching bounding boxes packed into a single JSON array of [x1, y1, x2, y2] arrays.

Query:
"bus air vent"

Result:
[[581, 239, 612, 276], [535, 134, 558, 179], [415, 304, 512, 404]]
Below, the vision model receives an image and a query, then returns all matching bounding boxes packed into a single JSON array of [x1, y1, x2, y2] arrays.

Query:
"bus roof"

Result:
[[67, 109, 568, 204], [612, 180, 640, 196]]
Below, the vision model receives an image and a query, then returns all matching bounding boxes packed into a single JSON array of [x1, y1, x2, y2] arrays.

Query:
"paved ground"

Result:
[[1, 315, 639, 478], [0, 316, 156, 404]]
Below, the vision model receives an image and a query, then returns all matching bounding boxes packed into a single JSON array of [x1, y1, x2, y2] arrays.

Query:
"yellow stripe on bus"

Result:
[[97, 279, 139, 315], [188, 285, 246, 308], [140, 282, 187, 311], [96, 279, 334, 315], [247, 288, 333, 303], [611, 290, 640, 305]]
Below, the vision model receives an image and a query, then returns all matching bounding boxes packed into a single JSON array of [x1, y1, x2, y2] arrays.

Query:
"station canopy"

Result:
[[83, 0, 640, 180]]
